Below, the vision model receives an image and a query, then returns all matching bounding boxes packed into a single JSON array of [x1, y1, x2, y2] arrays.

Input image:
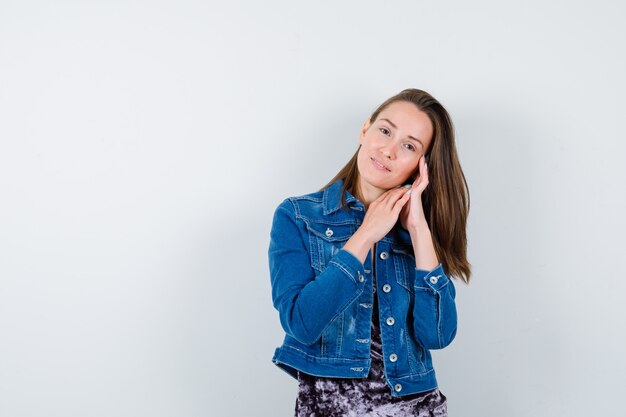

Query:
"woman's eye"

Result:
[[404, 143, 416, 152], [379, 127, 390, 136]]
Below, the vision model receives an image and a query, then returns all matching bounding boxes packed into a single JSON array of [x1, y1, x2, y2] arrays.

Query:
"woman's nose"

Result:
[[381, 145, 394, 159]]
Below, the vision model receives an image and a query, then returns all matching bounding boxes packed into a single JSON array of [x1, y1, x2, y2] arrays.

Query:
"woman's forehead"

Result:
[[376, 102, 433, 142]]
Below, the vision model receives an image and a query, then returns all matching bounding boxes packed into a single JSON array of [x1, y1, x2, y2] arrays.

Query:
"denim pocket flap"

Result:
[[303, 220, 355, 242], [390, 244, 414, 258]]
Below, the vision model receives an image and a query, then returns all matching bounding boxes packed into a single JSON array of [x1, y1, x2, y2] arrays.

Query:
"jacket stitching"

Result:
[[281, 343, 368, 362], [329, 258, 357, 284], [272, 183, 453, 390]]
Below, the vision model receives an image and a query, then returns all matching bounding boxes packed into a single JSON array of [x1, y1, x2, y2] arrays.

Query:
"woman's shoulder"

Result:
[[273, 191, 323, 215], [272, 179, 349, 221], [272, 183, 342, 223], [275, 185, 330, 209]]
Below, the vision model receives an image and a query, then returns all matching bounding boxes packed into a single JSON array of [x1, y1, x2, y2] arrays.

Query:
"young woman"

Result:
[[268, 88, 471, 416]]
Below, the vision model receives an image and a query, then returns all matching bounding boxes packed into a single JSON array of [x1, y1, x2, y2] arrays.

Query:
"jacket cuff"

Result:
[[414, 263, 450, 292], [329, 248, 367, 285]]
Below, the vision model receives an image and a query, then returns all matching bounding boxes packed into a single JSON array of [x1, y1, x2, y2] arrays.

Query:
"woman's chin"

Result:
[[357, 164, 399, 190], [360, 176, 396, 191]]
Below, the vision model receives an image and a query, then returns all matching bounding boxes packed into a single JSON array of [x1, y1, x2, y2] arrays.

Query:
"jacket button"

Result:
[[389, 353, 398, 362], [325, 228, 334, 237], [386, 317, 395, 326], [358, 271, 364, 282], [382, 284, 392, 293], [379, 251, 389, 260], [394, 383, 402, 392], [429, 275, 440, 284]]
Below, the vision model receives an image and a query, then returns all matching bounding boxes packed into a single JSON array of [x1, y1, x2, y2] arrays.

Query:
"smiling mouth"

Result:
[[371, 157, 390, 171]]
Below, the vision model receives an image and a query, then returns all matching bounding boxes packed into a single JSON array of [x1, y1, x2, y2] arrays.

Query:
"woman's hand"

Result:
[[344, 187, 410, 263], [359, 186, 412, 243], [400, 155, 429, 231]]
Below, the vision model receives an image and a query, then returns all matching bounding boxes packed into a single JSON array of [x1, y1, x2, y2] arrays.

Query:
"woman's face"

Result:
[[357, 100, 434, 191]]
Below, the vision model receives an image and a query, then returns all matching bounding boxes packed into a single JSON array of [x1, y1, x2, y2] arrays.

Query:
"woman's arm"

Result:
[[268, 199, 368, 346], [408, 222, 458, 350], [399, 156, 458, 349], [270, 187, 414, 346]]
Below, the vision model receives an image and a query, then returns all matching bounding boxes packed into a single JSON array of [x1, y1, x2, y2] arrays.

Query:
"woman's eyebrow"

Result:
[[379, 118, 424, 147]]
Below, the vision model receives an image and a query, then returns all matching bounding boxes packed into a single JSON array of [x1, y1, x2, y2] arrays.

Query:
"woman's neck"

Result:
[[354, 176, 386, 211]]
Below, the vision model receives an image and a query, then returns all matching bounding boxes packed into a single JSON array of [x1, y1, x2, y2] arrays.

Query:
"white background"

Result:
[[1, 1, 625, 416]]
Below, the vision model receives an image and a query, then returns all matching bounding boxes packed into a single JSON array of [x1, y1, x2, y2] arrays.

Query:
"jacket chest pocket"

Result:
[[390, 244, 415, 293], [303, 220, 356, 274]]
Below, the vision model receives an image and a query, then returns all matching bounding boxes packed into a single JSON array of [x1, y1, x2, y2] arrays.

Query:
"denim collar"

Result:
[[322, 178, 364, 215]]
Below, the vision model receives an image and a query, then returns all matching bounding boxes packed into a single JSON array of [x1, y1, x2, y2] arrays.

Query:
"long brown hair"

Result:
[[320, 88, 471, 284]]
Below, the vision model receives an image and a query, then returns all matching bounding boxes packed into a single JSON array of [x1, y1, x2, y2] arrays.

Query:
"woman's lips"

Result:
[[371, 157, 390, 172]]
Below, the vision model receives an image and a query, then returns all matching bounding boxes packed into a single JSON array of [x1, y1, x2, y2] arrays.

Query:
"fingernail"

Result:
[[403, 184, 411, 188], [424, 162, 428, 169], [406, 189, 412, 195]]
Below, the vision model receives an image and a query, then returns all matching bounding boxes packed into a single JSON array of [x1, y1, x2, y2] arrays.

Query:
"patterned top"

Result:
[[295, 271, 448, 416]]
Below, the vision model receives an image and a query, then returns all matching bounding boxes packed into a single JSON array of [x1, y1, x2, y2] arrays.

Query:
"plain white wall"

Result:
[[1, 1, 624, 416]]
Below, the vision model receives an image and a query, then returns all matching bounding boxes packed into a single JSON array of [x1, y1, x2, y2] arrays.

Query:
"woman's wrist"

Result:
[[342, 228, 375, 264], [407, 218, 430, 235], [408, 221, 439, 270]]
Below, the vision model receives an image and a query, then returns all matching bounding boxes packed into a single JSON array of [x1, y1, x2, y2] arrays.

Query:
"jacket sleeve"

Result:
[[412, 263, 458, 350], [268, 198, 367, 346]]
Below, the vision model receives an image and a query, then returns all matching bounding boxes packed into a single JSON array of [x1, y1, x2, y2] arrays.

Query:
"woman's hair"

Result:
[[320, 88, 471, 284]]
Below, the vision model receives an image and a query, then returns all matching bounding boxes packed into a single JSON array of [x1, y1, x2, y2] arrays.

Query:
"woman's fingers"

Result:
[[372, 188, 392, 207], [385, 187, 410, 209], [362, 187, 412, 241], [372, 187, 411, 215], [414, 157, 429, 192], [393, 188, 412, 213], [378, 188, 398, 207]]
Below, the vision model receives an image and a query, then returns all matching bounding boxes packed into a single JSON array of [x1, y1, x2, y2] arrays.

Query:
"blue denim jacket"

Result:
[[268, 178, 458, 397]]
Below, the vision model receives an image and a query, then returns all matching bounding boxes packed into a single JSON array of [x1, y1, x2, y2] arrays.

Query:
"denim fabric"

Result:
[[268, 178, 458, 397]]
